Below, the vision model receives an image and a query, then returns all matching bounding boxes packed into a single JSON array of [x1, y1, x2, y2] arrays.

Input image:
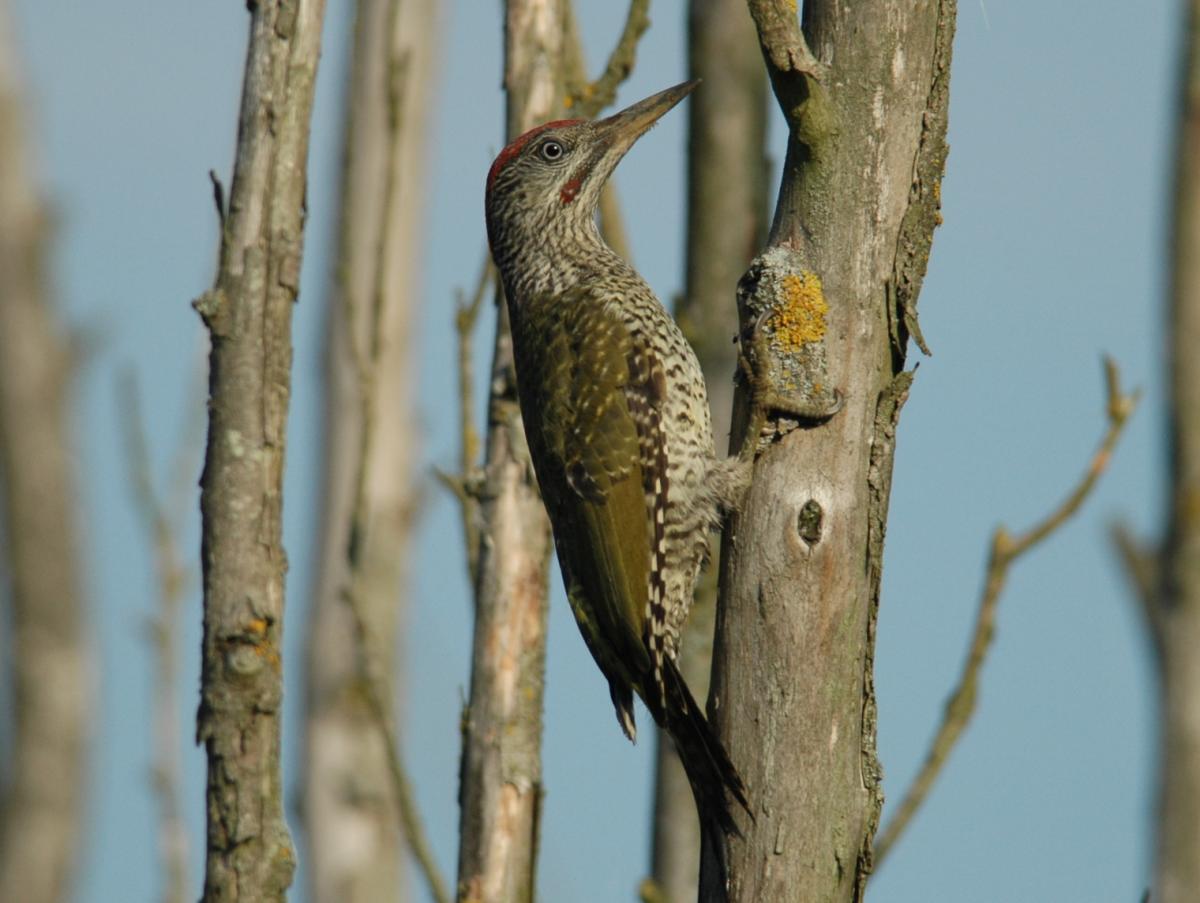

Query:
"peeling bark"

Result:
[[194, 1, 328, 900], [702, 2, 956, 900]]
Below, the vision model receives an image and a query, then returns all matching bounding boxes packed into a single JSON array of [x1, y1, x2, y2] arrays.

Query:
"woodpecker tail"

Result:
[[657, 656, 751, 891]]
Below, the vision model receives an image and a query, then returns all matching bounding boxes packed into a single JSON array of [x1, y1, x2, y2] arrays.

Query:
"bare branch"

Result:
[[874, 359, 1139, 865], [561, 2, 634, 262], [194, 1, 328, 898], [564, 0, 651, 119], [745, 0, 820, 80], [448, 254, 492, 583], [208, 169, 226, 230], [1110, 522, 1161, 652]]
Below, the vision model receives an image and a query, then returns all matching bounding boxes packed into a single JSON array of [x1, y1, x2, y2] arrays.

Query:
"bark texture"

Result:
[[193, 1, 328, 900], [454, 2, 562, 900], [303, 1, 438, 901], [0, 7, 91, 902], [1153, 2, 1200, 899], [650, 1, 768, 899], [702, 2, 955, 900]]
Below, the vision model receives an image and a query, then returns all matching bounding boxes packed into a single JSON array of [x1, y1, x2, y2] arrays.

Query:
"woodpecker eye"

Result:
[[539, 139, 565, 162]]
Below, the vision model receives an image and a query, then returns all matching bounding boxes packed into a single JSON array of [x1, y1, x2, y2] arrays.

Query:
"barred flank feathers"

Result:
[[626, 344, 671, 710]]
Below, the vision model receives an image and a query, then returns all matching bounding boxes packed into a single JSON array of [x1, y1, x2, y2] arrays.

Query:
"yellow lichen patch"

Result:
[[242, 616, 281, 669], [253, 638, 281, 671], [563, 83, 595, 110], [771, 270, 828, 351], [262, 647, 282, 670]]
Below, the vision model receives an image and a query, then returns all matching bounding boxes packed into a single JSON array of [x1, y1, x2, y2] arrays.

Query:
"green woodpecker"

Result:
[[485, 81, 751, 861]]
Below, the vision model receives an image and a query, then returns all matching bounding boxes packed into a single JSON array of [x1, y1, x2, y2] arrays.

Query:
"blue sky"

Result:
[[7, 1, 1171, 901]]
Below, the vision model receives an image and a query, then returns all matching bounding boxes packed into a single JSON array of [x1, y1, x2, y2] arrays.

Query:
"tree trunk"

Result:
[[454, 2, 563, 901], [0, 6, 91, 902], [303, 1, 438, 901], [1153, 2, 1200, 899], [650, 1, 768, 899], [702, 2, 955, 900], [194, 1, 328, 900]]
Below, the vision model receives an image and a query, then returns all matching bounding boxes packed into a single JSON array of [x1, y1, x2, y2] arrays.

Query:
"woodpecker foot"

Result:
[[736, 309, 844, 462]]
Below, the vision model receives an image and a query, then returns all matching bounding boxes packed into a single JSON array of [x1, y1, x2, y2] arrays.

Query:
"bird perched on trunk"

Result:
[[484, 80, 752, 863]]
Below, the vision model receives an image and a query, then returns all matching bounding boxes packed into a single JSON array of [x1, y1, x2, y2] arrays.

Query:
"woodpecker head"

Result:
[[485, 80, 698, 273]]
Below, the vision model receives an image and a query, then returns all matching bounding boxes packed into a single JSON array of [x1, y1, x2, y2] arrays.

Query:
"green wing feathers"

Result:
[[512, 290, 657, 690], [510, 286, 751, 843]]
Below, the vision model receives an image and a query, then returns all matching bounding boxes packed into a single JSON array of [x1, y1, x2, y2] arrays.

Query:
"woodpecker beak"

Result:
[[594, 80, 698, 149], [585, 80, 699, 189]]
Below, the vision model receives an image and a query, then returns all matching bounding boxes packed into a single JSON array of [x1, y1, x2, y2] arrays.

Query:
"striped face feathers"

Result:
[[484, 81, 699, 261], [484, 120, 599, 264], [485, 119, 586, 199]]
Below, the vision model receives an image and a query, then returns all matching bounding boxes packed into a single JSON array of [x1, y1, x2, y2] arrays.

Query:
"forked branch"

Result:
[[564, 0, 650, 119], [1110, 522, 1162, 655], [875, 358, 1140, 864], [746, 0, 820, 78]]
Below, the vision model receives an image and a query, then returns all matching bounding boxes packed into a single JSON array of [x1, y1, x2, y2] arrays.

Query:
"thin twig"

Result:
[[564, 0, 650, 119], [874, 357, 1140, 865], [560, 3, 634, 261], [338, 5, 450, 901], [1110, 521, 1162, 654], [117, 370, 192, 903], [167, 362, 208, 523], [208, 170, 226, 230], [448, 254, 493, 582]]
